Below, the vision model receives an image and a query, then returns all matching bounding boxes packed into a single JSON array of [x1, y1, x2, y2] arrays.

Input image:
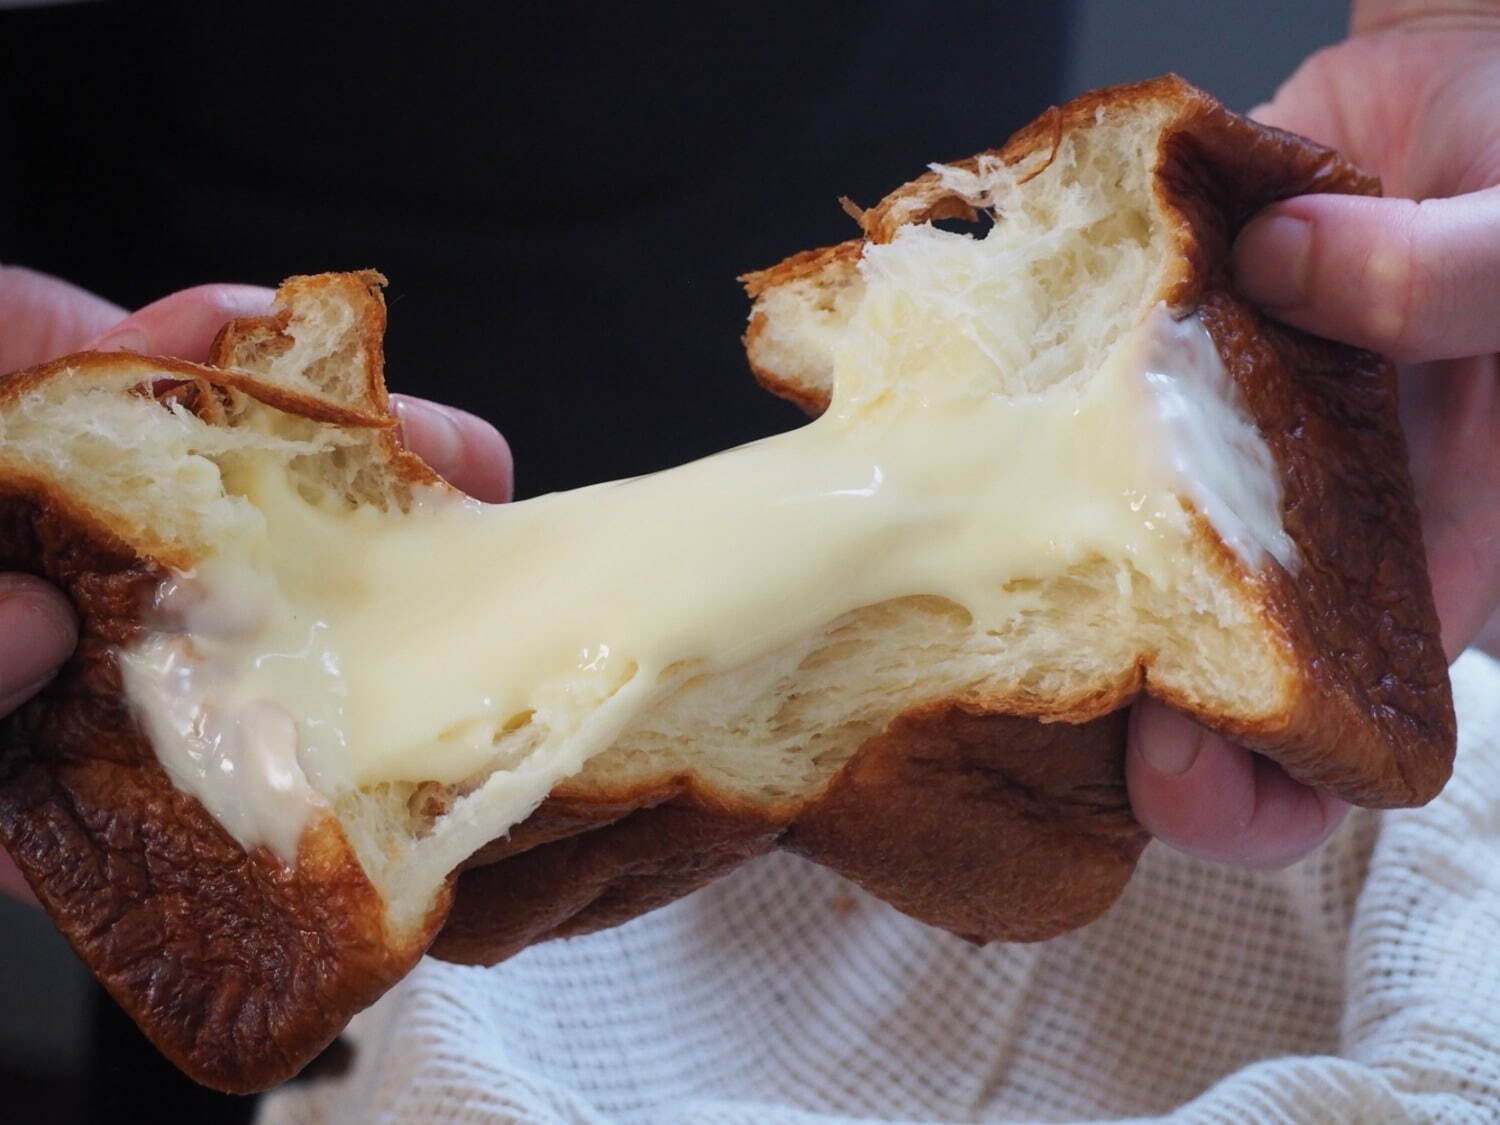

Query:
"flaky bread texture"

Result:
[[0, 77, 1454, 1092]]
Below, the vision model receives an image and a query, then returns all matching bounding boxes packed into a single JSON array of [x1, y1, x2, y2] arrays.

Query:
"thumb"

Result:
[[87, 284, 276, 364], [1232, 185, 1500, 363], [1126, 698, 1350, 868], [0, 574, 77, 715]]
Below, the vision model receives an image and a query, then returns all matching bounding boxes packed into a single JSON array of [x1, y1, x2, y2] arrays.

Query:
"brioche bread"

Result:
[[0, 76, 1454, 1091]]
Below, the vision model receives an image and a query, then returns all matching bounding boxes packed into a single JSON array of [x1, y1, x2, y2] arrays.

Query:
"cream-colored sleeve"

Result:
[[257, 651, 1500, 1125]]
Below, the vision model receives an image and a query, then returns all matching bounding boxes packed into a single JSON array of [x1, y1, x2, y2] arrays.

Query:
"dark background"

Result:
[[1, 0, 1075, 498], [0, 0, 1345, 1120]]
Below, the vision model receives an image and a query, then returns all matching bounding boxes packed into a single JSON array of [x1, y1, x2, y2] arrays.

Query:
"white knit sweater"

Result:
[[258, 651, 1500, 1124]]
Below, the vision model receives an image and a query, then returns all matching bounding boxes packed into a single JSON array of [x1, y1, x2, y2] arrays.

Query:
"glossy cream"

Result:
[[118, 294, 1292, 864]]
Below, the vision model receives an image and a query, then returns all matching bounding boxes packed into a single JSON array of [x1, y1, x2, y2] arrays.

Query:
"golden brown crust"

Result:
[[0, 78, 1456, 1091], [738, 241, 861, 298], [783, 706, 1144, 943], [437, 792, 783, 965]]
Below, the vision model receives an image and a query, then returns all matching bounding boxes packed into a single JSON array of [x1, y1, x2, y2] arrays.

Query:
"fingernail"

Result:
[[89, 327, 149, 354], [0, 579, 77, 699], [1235, 212, 1312, 309], [1133, 700, 1206, 777], [392, 398, 462, 477]]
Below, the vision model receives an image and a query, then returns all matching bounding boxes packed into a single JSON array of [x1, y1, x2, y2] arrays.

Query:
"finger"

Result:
[[1245, 99, 1313, 136], [1127, 698, 1350, 868], [1477, 601, 1500, 660], [1233, 186, 1500, 363], [87, 284, 277, 363], [0, 266, 125, 373], [0, 573, 78, 716], [0, 846, 38, 907], [1246, 102, 1275, 123], [391, 396, 514, 503]]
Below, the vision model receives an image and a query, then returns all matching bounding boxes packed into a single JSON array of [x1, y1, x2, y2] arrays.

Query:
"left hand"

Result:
[[1128, 1, 1500, 868], [0, 269, 513, 904]]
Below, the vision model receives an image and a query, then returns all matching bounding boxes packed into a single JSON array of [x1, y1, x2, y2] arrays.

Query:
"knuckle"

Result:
[[1360, 201, 1425, 358]]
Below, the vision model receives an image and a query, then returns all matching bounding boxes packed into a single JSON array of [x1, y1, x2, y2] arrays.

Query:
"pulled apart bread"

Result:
[[0, 76, 1454, 1091]]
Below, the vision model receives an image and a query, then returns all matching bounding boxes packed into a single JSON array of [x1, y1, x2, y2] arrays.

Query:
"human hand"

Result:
[[0, 270, 512, 904], [1127, 0, 1500, 868]]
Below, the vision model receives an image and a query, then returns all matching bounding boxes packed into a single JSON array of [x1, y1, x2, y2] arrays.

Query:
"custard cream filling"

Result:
[[119, 294, 1291, 864]]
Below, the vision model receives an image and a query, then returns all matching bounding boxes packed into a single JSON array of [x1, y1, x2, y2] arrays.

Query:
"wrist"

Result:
[[1353, 0, 1500, 34]]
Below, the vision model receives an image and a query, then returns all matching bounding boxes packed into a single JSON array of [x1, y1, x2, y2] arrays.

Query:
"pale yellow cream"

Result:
[[118, 298, 1291, 863]]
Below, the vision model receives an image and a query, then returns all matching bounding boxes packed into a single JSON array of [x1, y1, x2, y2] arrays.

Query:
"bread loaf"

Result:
[[0, 76, 1453, 1091]]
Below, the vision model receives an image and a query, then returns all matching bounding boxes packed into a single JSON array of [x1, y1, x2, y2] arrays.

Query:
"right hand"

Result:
[[0, 269, 513, 905], [1128, 0, 1500, 869]]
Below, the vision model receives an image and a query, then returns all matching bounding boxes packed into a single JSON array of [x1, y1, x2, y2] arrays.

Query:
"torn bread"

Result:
[[0, 76, 1454, 1092]]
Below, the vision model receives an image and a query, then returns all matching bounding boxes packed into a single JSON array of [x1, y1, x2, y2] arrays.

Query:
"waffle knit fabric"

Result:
[[258, 651, 1500, 1124]]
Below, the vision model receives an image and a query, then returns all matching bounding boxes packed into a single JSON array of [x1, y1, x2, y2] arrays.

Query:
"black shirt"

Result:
[[1, 0, 1071, 497]]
